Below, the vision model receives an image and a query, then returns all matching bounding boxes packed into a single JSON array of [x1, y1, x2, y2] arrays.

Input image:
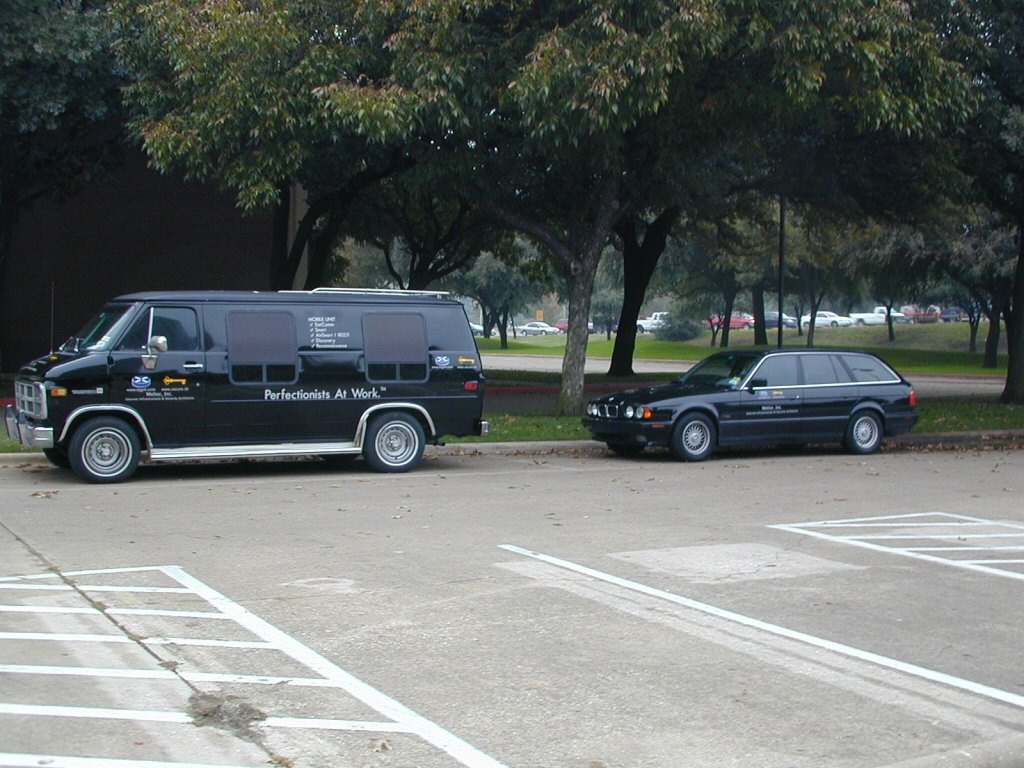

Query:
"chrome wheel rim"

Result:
[[682, 421, 710, 455], [375, 422, 419, 466], [853, 416, 878, 449], [83, 429, 132, 477]]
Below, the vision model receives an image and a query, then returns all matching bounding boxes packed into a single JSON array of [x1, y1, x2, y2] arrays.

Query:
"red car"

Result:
[[708, 312, 755, 330]]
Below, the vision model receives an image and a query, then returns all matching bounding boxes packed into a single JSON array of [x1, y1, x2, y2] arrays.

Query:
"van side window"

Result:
[[227, 311, 298, 384], [363, 313, 428, 382], [118, 307, 199, 351]]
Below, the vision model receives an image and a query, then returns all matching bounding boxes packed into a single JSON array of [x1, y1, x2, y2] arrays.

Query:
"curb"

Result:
[[6, 431, 1020, 465]]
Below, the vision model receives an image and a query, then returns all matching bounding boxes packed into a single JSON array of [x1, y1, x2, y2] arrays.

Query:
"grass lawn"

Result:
[[477, 322, 1007, 376]]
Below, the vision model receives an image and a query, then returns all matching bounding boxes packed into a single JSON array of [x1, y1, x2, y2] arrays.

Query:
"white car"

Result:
[[800, 311, 854, 328], [516, 321, 562, 336], [848, 307, 907, 326]]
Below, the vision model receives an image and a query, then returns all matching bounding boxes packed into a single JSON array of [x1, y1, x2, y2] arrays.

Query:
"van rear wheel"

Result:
[[68, 417, 141, 483], [363, 412, 425, 473]]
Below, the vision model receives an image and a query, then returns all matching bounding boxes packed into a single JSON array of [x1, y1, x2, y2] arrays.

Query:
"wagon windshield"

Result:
[[677, 353, 761, 390], [59, 303, 137, 353]]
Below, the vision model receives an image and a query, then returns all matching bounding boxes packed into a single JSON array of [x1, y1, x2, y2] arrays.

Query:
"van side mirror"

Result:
[[141, 335, 168, 370]]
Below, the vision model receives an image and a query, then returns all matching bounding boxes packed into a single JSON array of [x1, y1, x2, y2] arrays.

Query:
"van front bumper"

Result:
[[4, 405, 54, 449]]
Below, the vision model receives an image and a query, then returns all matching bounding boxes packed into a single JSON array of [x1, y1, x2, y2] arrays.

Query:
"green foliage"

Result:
[[655, 313, 704, 342], [1, 0, 124, 232]]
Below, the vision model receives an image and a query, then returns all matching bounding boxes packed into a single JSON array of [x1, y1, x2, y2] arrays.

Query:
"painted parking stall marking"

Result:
[[770, 512, 1024, 582], [0, 565, 506, 768], [499, 544, 1024, 711]]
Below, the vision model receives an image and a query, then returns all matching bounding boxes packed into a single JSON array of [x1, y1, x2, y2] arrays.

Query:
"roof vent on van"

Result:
[[282, 287, 450, 298]]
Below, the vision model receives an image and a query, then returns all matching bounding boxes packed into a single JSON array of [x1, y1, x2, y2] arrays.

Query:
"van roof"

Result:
[[112, 289, 461, 306]]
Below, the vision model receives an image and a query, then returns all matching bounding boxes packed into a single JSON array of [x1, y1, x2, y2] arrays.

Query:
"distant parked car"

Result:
[[849, 307, 907, 326], [939, 307, 965, 323], [469, 322, 485, 337], [899, 305, 941, 324], [764, 311, 798, 329], [708, 312, 755, 330], [801, 311, 854, 328], [554, 318, 595, 333], [516, 321, 562, 336], [637, 311, 670, 333]]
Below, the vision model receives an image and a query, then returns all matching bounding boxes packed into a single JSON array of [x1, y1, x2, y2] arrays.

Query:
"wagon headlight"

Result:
[[624, 405, 635, 418], [587, 403, 597, 416]]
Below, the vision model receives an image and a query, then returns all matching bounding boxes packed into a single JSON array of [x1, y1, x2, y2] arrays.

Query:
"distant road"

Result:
[[481, 353, 1006, 398]]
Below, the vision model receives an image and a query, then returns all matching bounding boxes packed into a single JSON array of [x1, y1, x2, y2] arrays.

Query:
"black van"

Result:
[[5, 289, 488, 482]]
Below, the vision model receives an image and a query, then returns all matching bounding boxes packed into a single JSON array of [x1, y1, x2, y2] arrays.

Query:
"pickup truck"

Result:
[[637, 311, 669, 333], [849, 307, 907, 326]]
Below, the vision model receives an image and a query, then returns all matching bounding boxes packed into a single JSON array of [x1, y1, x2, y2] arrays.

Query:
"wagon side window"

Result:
[[363, 313, 428, 382], [227, 311, 298, 384]]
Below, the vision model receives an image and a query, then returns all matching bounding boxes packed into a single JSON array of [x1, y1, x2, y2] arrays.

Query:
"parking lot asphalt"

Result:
[[2, 444, 1024, 768]]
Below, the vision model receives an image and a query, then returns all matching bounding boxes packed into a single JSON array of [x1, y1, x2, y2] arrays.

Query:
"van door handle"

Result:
[[183, 362, 205, 370]]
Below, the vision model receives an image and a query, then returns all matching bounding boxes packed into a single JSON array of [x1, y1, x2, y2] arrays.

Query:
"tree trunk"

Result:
[[1000, 238, 1024, 402], [269, 183, 292, 289], [983, 310, 1001, 369], [969, 317, 979, 353], [720, 293, 737, 348], [609, 207, 679, 376], [752, 284, 767, 346], [558, 251, 602, 415]]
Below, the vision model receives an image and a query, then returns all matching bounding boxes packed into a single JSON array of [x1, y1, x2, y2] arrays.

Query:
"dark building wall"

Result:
[[1, 151, 274, 371]]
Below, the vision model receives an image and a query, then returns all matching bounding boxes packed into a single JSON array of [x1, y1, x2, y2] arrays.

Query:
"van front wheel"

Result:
[[68, 417, 141, 483], [363, 412, 425, 473]]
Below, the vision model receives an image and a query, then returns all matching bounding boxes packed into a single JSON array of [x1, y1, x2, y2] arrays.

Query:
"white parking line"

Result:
[[770, 512, 1024, 582], [499, 544, 1024, 711], [0, 755, 255, 768], [0, 565, 508, 768]]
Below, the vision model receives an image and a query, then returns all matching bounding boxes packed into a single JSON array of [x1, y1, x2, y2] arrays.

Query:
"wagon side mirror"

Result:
[[748, 378, 767, 391]]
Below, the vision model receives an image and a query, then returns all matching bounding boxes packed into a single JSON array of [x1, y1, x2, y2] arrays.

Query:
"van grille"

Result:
[[15, 380, 46, 419]]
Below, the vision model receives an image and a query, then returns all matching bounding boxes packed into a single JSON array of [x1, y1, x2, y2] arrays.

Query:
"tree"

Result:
[[850, 224, 930, 342], [936, 207, 1016, 368], [444, 248, 551, 349], [1, 0, 124, 339], [342, 168, 507, 290], [116, 0, 974, 413], [955, 0, 1024, 399]]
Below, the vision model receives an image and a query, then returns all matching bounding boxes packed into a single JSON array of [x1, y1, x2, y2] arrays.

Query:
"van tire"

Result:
[[43, 447, 72, 469], [363, 412, 425, 473], [68, 416, 141, 483]]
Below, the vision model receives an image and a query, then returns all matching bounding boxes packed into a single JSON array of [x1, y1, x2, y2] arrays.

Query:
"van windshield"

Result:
[[59, 303, 138, 353]]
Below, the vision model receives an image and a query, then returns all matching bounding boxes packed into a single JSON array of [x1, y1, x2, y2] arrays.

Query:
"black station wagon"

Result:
[[582, 349, 918, 460]]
